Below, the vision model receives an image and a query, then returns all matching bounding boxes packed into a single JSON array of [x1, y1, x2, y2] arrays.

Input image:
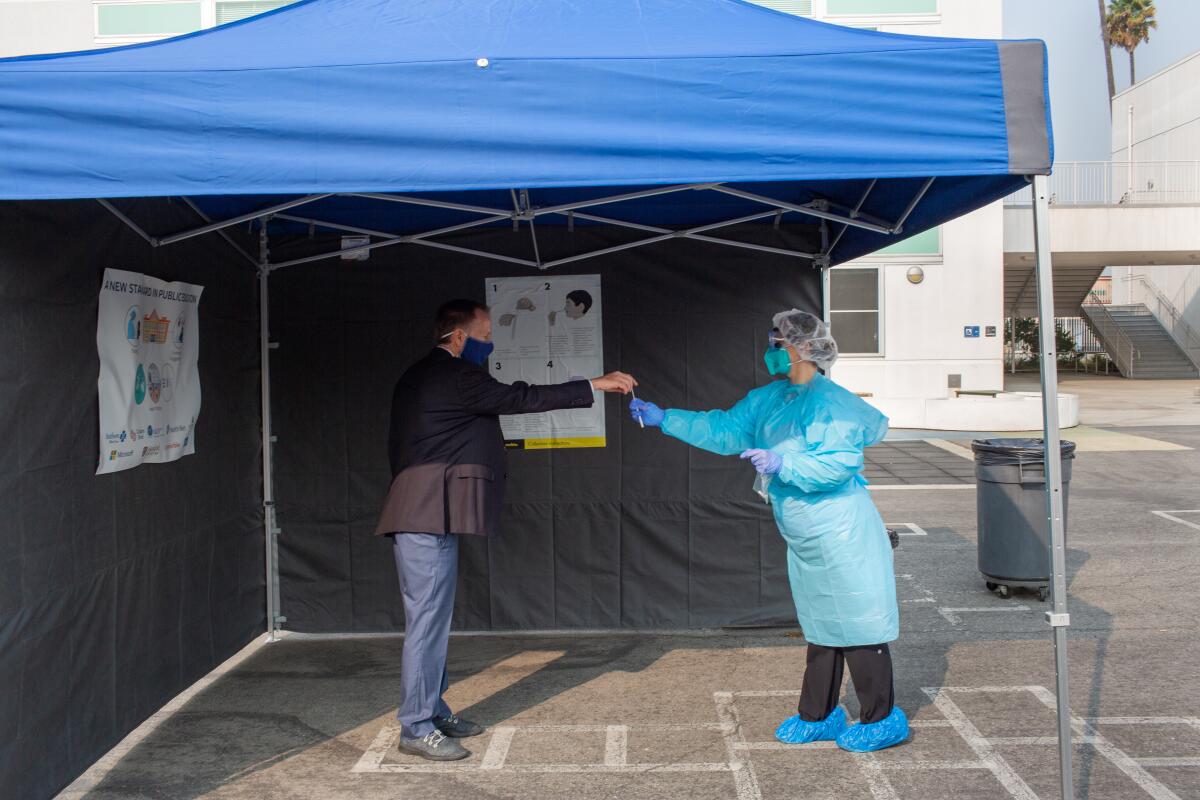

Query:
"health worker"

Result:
[[629, 309, 908, 753]]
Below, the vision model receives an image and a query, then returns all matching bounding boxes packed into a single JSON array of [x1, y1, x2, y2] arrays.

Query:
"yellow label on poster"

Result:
[[523, 436, 607, 450]]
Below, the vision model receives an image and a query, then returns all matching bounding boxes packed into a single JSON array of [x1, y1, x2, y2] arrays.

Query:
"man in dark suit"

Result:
[[376, 298, 635, 761]]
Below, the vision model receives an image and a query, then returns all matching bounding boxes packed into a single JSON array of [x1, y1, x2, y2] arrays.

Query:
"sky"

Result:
[[1004, 0, 1200, 161]]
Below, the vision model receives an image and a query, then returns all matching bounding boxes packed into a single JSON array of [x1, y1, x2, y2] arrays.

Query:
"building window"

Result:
[[216, 0, 295, 26], [830, 267, 881, 355], [876, 225, 940, 256], [826, 0, 937, 14], [95, 1, 202, 38], [94, 0, 297, 42], [746, 0, 814, 15]]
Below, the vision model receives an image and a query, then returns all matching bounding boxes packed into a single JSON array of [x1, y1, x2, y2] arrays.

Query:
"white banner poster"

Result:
[[486, 274, 604, 449], [96, 268, 203, 475]]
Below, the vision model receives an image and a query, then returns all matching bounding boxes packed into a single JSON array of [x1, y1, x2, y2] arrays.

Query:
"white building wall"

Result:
[[1109, 51, 1200, 344], [0, 0, 95, 58], [1111, 52, 1200, 162], [828, 0, 1007, 402]]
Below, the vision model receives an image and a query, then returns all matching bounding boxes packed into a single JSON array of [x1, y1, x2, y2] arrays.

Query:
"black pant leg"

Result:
[[797, 643, 845, 722], [843, 643, 895, 724]]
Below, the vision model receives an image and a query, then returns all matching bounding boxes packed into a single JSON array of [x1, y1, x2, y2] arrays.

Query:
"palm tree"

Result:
[[1106, 0, 1157, 86], [1098, 0, 1116, 102]]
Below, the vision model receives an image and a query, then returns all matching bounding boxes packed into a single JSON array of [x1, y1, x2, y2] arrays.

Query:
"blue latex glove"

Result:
[[629, 398, 665, 427], [740, 448, 783, 475]]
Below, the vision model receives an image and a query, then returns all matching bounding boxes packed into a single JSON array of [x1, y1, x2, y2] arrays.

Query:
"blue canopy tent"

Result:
[[0, 1, 1074, 796]]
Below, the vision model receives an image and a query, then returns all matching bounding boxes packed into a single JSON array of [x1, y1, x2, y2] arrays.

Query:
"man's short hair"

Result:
[[565, 289, 594, 314], [434, 299, 489, 342]]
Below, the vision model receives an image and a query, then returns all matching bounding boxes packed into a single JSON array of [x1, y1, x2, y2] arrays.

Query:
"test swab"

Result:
[[632, 387, 644, 427]]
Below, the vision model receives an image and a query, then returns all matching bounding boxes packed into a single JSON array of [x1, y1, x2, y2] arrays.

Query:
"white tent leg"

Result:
[[259, 222, 283, 642], [821, 264, 833, 380], [1031, 174, 1074, 800]]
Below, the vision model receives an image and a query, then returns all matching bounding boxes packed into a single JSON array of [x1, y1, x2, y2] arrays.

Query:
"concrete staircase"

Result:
[[1083, 303, 1200, 379]]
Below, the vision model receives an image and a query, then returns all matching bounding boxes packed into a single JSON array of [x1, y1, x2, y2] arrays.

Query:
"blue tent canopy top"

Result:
[[0, 0, 1052, 267]]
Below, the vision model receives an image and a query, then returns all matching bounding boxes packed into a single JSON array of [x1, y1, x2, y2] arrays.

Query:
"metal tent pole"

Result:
[[821, 262, 833, 380], [258, 220, 283, 642], [1030, 174, 1074, 800]]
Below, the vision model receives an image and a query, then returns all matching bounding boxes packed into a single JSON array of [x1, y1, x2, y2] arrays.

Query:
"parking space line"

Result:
[[937, 606, 1031, 625], [479, 726, 516, 770], [352, 723, 398, 773], [1089, 717, 1200, 726], [734, 741, 837, 751], [370, 762, 735, 774], [857, 752, 900, 800], [604, 725, 628, 767], [887, 523, 929, 536], [922, 438, 977, 460], [1026, 685, 1184, 800], [899, 573, 937, 605], [714, 691, 765, 800], [1151, 510, 1200, 532], [988, 736, 1102, 745], [869, 484, 975, 491], [881, 760, 992, 770], [1137, 757, 1200, 768], [923, 688, 1040, 800]]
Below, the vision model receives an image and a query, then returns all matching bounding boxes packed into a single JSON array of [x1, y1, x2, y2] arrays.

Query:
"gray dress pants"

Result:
[[393, 532, 459, 738]]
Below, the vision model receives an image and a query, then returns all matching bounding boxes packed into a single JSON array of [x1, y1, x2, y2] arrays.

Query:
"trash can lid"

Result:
[[971, 437, 1076, 462]]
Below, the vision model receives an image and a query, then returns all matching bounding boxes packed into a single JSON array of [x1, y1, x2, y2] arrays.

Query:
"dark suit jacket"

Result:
[[376, 347, 595, 537]]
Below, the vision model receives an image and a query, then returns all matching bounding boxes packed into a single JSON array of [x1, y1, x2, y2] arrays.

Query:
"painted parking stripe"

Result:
[[937, 605, 1031, 625], [604, 725, 628, 767], [869, 484, 974, 491], [1026, 685, 1184, 800], [886, 523, 928, 536], [922, 688, 1040, 800], [922, 438, 976, 460], [479, 726, 516, 770], [1152, 510, 1200, 532], [714, 691, 765, 800]]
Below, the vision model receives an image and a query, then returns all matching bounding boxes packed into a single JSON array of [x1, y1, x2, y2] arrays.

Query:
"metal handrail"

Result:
[[1081, 291, 1140, 376], [1126, 275, 1200, 369], [1005, 160, 1200, 206]]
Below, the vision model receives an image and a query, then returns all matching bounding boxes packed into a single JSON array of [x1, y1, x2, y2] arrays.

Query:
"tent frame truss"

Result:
[[96, 179, 936, 274]]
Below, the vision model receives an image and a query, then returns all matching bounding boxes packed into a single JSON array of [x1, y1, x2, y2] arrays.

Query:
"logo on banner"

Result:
[[160, 363, 174, 404], [147, 363, 162, 404], [142, 310, 169, 343], [134, 364, 147, 404], [125, 305, 141, 351]]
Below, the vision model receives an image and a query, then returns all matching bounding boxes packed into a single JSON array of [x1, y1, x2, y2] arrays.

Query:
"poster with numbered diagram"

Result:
[[486, 274, 604, 449], [96, 268, 203, 474]]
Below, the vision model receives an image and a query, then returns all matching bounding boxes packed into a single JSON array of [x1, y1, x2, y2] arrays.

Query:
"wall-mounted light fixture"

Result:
[[906, 266, 925, 285]]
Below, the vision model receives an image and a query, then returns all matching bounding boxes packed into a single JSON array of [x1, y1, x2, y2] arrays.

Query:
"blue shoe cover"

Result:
[[775, 707, 849, 744], [835, 707, 910, 752]]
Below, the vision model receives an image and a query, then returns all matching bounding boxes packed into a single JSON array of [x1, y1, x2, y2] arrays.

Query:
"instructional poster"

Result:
[[96, 268, 203, 475], [486, 274, 604, 449]]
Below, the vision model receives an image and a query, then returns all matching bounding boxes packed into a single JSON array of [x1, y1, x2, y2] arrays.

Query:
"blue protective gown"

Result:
[[661, 373, 898, 647]]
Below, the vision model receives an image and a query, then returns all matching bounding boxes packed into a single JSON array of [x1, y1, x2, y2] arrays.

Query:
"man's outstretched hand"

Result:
[[591, 371, 638, 394]]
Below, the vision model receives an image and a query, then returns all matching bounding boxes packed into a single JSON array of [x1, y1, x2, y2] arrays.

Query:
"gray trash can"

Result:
[[971, 438, 1076, 601]]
